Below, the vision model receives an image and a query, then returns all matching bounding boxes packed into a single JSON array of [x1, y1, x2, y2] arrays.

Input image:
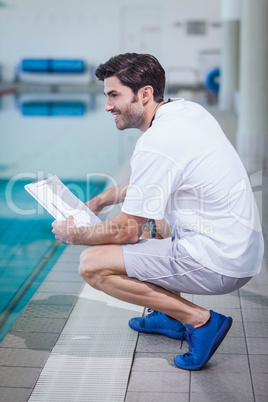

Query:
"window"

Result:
[[186, 21, 206, 35]]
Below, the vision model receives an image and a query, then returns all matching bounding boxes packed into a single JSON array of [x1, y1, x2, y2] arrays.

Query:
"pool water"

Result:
[[0, 92, 140, 342], [0, 178, 106, 341]]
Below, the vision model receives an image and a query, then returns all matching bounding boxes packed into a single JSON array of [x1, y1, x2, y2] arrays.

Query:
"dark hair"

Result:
[[95, 53, 165, 102]]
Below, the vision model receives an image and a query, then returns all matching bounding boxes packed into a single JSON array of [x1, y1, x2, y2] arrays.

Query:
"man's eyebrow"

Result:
[[104, 90, 120, 96]]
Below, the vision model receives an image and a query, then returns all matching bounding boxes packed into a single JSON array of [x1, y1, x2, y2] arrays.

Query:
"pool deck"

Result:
[[0, 106, 267, 402]]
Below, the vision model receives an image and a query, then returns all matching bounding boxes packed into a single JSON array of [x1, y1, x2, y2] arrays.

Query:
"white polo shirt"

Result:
[[122, 99, 264, 278]]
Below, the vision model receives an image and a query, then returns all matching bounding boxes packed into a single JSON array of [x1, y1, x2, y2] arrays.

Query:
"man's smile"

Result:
[[112, 112, 121, 122]]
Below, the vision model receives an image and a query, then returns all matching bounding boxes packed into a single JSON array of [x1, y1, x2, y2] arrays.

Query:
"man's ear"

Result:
[[140, 85, 154, 105]]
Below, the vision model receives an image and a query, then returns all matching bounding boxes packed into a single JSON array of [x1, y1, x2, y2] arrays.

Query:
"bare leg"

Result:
[[79, 245, 210, 327]]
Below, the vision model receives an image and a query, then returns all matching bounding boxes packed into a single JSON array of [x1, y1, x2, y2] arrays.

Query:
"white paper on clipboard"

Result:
[[25, 175, 101, 228]]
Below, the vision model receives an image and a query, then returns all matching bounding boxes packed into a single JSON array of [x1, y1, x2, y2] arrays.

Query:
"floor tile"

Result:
[[181, 293, 194, 302], [251, 372, 268, 400], [0, 348, 49, 368], [0, 387, 32, 402], [247, 268, 268, 286], [37, 281, 83, 293], [210, 308, 243, 322], [0, 331, 59, 350], [249, 354, 268, 374], [255, 394, 268, 402], [244, 321, 268, 337], [126, 392, 189, 402], [44, 270, 83, 282], [131, 353, 179, 373], [226, 321, 245, 338], [50, 261, 80, 272], [30, 292, 78, 304], [214, 337, 247, 355], [19, 301, 74, 319], [61, 245, 86, 255], [240, 284, 268, 297], [127, 371, 189, 393], [198, 353, 250, 373], [11, 316, 66, 333], [242, 308, 268, 322], [246, 337, 268, 354], [191, 371, 253, 395], [240, 294, 268, 309], [194, 293, 240, 309], [190, 392, 254, 402], [0, 367, 42, 388], [136, 334, 184, 354], [57, 253, 82, 263]]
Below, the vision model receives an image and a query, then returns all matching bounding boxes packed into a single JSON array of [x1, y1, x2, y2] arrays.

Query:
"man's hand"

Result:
[[52, 216, 80, 245]]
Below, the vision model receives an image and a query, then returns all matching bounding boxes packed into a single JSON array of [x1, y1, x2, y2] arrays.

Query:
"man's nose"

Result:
[[105, 98, 114, 112]]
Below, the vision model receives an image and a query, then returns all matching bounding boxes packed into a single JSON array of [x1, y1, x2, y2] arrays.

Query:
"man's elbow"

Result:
[[115, 214, 145, 245], [121, 224, 141, 244], [124, 231, 140, 244], [118, 225, 139, 244]]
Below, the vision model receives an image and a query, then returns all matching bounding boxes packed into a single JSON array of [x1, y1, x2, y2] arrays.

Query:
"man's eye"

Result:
[[112, 94, 118, 98]]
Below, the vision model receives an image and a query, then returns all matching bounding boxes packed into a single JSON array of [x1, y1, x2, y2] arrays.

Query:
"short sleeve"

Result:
[[121, 151, 183, 219]]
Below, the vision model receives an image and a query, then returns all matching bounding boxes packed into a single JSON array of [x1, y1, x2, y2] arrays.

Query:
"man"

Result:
[[52, 53, 264, 371]]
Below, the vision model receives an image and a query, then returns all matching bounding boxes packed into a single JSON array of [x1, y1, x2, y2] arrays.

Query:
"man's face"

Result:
[[104, 76, 144, 130]]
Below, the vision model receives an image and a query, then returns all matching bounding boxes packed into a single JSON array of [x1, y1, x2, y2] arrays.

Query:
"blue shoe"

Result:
[[128, 309, 186, 340], [174, 310, 232, 371]]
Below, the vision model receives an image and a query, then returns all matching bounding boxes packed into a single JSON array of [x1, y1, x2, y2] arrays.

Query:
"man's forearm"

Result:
[[88, 180, 129, 212], [52, 212, 147, 246], [74, 217, 137, 245]]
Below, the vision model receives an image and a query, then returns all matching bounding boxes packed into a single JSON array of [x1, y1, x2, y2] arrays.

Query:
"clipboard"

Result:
[[25, 175, 101, 227]]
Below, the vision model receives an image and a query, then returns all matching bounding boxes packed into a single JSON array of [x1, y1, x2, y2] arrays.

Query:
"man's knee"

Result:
[[79, 244, 126, 287], [79, 247, 101, 287]]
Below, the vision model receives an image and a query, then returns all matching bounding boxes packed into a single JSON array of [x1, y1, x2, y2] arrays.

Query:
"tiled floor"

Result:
[[125, 258, 268, 402], [124, 104, 268, 401], [0, 246, 86, 402]]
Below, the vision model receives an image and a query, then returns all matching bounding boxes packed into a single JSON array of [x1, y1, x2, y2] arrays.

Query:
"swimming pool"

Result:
[[0, 93, 140, 341], [0, 178, 106, 341]]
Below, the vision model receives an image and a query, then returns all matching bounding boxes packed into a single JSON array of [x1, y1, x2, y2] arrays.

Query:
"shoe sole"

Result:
[[128, 321, 184, 340], [174, 316, 233, 370]]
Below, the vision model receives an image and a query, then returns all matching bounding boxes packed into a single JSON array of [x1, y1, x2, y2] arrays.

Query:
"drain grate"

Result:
[[29, 284, 143, 401]]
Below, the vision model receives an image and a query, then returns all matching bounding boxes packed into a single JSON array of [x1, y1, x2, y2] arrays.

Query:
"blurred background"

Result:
[[0, 0, 267, 340]]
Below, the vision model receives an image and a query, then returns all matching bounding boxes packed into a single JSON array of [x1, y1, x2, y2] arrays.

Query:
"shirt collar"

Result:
[[154, 98, 186, 120]]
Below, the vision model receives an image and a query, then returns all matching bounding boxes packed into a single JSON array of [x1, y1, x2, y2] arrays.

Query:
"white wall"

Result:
[[0, 0, 221, 84]]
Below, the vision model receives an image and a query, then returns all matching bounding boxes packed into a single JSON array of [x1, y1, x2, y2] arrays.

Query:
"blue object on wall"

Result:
[[21, 102, 86, 116], [21, 59, 85, 73], [205, 68, 220, 93]]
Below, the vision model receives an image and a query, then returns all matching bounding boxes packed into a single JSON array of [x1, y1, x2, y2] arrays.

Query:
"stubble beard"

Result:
[[116, 94, 145, 131]]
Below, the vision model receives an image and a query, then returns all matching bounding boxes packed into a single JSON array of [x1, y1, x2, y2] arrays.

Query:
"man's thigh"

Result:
[[122, 238, 251, 295], [80, 244, 127, 276]]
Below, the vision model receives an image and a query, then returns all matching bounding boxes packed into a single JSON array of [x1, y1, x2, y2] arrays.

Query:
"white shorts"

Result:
[[122, 238, 251, 295]]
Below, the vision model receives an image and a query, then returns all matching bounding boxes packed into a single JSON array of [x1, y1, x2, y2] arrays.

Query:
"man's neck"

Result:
[[141, 100, 165, 132]]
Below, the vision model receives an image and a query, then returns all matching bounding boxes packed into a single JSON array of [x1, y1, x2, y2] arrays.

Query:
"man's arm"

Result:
[[52, 211, 147, 246], [86, 180, 129, 215]]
